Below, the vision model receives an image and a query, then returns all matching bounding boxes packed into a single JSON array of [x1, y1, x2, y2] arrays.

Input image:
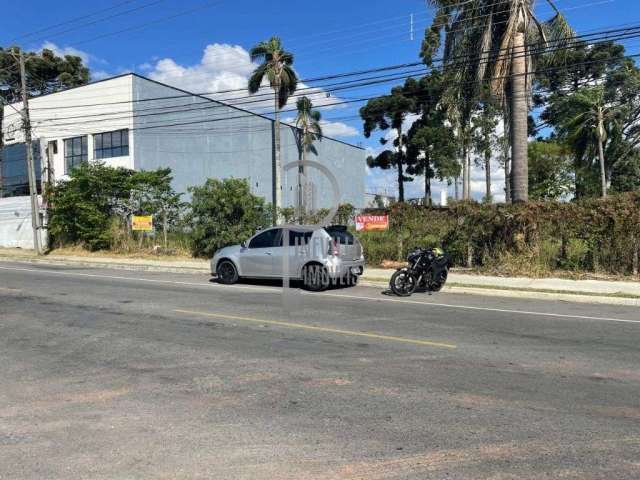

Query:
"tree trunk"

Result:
[[424, 153, 431, 206], [162, 210, 168, 249], [465, 149, 471, 200], [454, 176, 459, 200], [510, 31, 529, 203], [485, 150, 492, 203], [504, 150, 511, 204], [484, 142, 492, 203], [462, 144, 469, 200], [502, 118, 511, 203], [397, 127, 405, 202], [298, 134, 305, 220], [597, 111, 608, 198], [273, 86, 283, 225]]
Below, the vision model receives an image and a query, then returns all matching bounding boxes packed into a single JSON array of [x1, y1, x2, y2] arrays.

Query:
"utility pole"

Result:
[[15, 49, 42, 255]]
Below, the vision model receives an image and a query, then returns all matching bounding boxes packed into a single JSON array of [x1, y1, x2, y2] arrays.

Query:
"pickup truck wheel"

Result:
[[302, 264, 330, 292], [217, 260, 239, 285]]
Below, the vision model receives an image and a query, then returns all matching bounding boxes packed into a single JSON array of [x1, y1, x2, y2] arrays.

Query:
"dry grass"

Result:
[[49, 245, 194, 261]]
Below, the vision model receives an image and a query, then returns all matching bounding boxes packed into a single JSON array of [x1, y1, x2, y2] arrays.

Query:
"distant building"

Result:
[[0, 73, 366, 210], [364, 192, 396, 209]]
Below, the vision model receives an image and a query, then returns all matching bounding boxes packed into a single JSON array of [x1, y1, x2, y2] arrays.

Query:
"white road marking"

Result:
[[1, 264, 639, 325], [0, 265, 275, 293], [319, 292, 640, 325]]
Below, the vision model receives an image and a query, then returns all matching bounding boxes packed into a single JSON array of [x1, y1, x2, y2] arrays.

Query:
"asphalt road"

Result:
[[1, 260, 639, 479]]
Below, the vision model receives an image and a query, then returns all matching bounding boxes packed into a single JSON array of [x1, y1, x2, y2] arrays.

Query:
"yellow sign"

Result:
[[132, 215, 153, 232]]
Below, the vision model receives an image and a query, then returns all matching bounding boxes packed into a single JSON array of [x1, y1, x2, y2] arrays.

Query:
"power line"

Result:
[[23, 20, 640, 116], [32, 51, 640, 137], [143, 0, 612, 75], [25, 25, 640, 129], [122, 0, 609, 82], [24, 0, 168, 45], [10, 0, 142, 41], [70, 0, 227, 47]]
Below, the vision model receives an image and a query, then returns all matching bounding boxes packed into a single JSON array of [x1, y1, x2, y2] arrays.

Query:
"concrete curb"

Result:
[[0, 255, 210, 275], [2, 254, 638, 306]]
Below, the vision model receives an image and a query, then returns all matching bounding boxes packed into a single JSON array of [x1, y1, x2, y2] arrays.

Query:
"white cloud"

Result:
[[145, 43, 345, 114], [40, 41, 99, 65], [319, 120, 358, 138]]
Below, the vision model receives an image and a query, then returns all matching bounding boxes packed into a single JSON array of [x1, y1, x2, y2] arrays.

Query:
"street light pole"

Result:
[[15, 49, 42, 255]]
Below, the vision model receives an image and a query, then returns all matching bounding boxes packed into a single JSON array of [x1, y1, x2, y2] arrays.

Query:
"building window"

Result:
[[64, 136, 88, 173], [94, 129, 129, 159]]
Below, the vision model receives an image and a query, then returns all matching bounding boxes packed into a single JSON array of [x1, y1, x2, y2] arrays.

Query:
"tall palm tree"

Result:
[[558, 87, 622, 198], [248, 37, 298, 223], [423, 0, 573, 203], [295, 96, 323, 215]]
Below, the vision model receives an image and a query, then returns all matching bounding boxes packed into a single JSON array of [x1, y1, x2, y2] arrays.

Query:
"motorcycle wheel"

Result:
[[427, 267, 448, 292], [389, 269, 418, 297]]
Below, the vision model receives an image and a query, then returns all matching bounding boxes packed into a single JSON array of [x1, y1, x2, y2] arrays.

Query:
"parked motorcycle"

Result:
[[389, 247, 450, 297]]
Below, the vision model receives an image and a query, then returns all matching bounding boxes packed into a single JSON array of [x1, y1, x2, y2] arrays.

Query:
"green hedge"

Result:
[[357, 193, 640, 276]]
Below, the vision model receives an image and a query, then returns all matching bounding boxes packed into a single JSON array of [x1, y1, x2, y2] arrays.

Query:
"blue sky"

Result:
[[4, 0, 639, 200]]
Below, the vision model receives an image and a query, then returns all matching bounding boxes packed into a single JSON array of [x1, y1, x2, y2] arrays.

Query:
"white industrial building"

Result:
[[0, 73, 366, 248]]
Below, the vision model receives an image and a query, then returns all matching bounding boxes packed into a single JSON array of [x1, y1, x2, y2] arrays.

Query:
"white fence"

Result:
[[0, 196, 46, 249]]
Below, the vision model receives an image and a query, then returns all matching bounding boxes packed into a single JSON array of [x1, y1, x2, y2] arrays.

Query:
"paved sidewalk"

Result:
[[1, 248, 639, 305], [0, 248, 207, 273]]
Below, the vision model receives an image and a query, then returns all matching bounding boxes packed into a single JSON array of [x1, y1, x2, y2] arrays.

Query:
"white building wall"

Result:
[[2, 74, 366, 208], [2, 75, 135, 181], [130, 75, 366, 208], [0, 196, 46, 249]]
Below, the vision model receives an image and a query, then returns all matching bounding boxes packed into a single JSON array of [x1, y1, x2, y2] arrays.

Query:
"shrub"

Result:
[[357, 193, 640, 276], [47, 163, 183, 251], [47, 163, 135, 250], [187, 178, 271, 258]]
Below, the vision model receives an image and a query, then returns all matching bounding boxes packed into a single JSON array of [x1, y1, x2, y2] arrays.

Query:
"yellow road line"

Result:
[[174, 309, 457, 349]]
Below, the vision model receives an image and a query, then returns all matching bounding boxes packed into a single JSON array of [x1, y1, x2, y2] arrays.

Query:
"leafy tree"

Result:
[[537, 41, 640, 197], [361, 85, 415, 202], [403, 73, 459, 204], [536, 41, 626, 98], [552, 86, 625, 198], [423, 0, 573, 202], [605, 57, 640, 175], [124, 169, 184, 247], [610, 152, 640, 193], [248, 37, 298, 223], [187, 178, 271, 258], [0, 46, 89, 195], [472, 100, 500, 202], [47, 163, 182, 251], [47, 163, 134, 250], [294, 96, 322, 215], [528, 140, 573, 200]]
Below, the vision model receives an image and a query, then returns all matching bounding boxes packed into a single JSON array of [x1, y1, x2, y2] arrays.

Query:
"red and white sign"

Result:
[[356, 214, 389, 232]]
